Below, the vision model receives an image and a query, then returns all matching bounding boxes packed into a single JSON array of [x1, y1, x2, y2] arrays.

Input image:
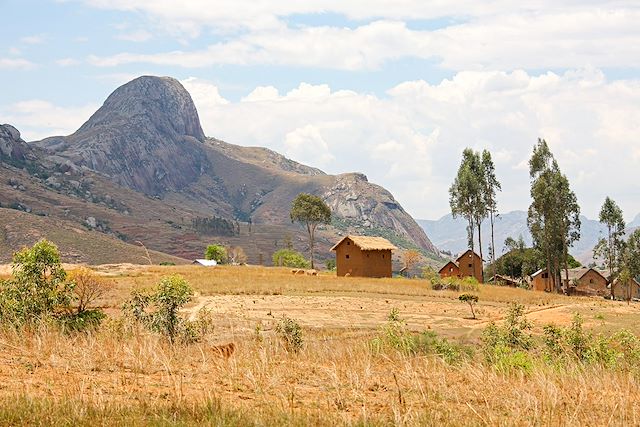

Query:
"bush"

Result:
[[272, 249, 310, 269], [0, 239, 73, 326], [68, 267, 113, 314], [482, 303, 533, 368], [371, 309, 472, 364], [325, 259, 336, 271], [458, 293, 479, 319], [275, 315, 304, 353], [123, 275, 195, 343], [159, 261, 175, 266], [205, 245, 228, 264]]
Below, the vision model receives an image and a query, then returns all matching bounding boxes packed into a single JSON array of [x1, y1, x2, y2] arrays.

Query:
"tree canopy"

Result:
[[290, 193, 331, 269]]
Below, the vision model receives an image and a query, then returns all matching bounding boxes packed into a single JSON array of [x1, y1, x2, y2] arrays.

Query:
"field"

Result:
[[1, 265, 640, 426]]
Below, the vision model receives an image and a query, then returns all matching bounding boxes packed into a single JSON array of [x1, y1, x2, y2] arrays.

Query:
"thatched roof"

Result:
[[330, 235, 398, 251]]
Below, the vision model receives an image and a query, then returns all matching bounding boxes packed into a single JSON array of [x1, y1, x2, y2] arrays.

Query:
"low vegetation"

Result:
[[0, 245, 639, 425]]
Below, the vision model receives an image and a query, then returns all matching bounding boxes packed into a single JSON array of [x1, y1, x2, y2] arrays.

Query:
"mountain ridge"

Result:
[[1, 75, 437, 263]]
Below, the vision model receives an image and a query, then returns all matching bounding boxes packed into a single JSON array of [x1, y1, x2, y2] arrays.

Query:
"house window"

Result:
[[382, 254, 385, 258], [449, 267, 453, 273], [347, 241, 350, 245], [590, 278, 594, 284], [345, 254, 350, 259], [367, 253, 370, 258], [468, 264, 472, 268]]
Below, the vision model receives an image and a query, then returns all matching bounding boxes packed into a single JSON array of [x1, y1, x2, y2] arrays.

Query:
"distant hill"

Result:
[[418, 210, 638, 265], [1, 76, 437, 265]]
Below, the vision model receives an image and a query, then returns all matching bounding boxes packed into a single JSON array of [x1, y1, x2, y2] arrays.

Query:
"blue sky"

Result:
[[2, 0, 640, 222]]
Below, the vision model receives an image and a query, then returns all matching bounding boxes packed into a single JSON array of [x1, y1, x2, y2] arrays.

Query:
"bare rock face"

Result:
[[323, 173, 438, 253], [35, 76, 207, 196], [0, 124, 31, 162]]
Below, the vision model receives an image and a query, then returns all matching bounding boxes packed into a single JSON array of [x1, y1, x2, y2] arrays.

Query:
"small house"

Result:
[[488, 274, 521, 287], [611, 277, 640, 300], [563, 268, 609, 296], [331, 235, 397, 278], [438, 261, 460, 279], [456, 250, 484, 283], [531, 267, 609, 295], [531, 268, 551, 292], [193, 259, 218, 267]]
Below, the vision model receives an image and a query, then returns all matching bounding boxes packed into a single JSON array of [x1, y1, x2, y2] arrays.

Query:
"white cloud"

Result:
[[79, 1, 640, 70], [0, 58, 35, 69], [20, 35, 45, 44], [284, 125, 334, 168], [56, 58, 81, 67], [0, 100, 99, 141], [8, 47, 21, 55], [115, 30, 153, 42], [179, 70, 640, 219]]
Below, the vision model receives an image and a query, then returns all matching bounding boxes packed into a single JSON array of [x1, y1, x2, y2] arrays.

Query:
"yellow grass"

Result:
[[1, 264, 639, 425]]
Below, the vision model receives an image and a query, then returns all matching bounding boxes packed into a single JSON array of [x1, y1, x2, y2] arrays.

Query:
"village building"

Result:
[[487, 274, 521, 287], [531, 267, 609, 295], [531, 269, 551, 292], [611, 277, 640, 300], [331, 235, 397, 278], [193, 259, 218, 267], [437, 250, 483, 283], [438, 261, 460, 279], [456, 250, 484, 283]]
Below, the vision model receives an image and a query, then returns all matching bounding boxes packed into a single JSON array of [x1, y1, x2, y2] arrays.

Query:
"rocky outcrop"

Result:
[[23, 75, 439, 255], [35, 76, 208, 196], [324, 173, 438, 253], [0, 124, 31, 163]]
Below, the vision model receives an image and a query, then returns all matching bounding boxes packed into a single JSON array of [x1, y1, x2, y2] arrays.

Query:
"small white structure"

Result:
[[193, 259, 217, 267]]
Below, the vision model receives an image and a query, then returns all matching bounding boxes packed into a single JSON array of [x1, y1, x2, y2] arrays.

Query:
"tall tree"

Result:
[[482, 150, 501, 266], [619, 229, 640, 303], [290, 193, 331, 269], [450, 149, 485, 279], [527, 139, 581, 293], [595, 197, 626, 297]]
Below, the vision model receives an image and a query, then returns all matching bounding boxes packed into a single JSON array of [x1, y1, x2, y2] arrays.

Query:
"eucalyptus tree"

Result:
[[450, 148, 486, 278], [482, 150, 501, 265], [527, 139, 580, 293], [594, 197, 626, 297]]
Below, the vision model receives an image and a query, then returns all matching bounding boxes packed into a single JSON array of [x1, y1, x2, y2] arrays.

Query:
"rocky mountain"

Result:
[[1, 124, 32, 164], [419, 211, 639, 265], [0, 76, 437, 263]]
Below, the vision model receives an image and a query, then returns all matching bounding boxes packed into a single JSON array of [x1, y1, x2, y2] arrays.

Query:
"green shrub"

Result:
[[490, 345, 533, 374], [205, 245, 228, 264], [272, 249, 310, 269], [0, 239, 73, 326], [123, 275, 194, 343], [325, 259, 336, 271], [59, 309, 106, 333], [370, 309, 472, 364], [482, 303, 533, 365], [275, 315, 304, 353], [458, 293, 479, 319], [159, 261, 176, 266]]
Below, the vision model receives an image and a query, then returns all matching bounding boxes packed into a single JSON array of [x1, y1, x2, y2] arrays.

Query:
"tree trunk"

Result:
[[563, 239, 570, 296], [490, 211, 496, 265], [468, 217, 476, 281], [309, 223, 315, 269], [477, 222, 484, 282], [608, 225, 614, 299]]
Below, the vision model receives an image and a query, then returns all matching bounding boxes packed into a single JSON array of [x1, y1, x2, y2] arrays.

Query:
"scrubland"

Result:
[[1, 265, 639, 426]]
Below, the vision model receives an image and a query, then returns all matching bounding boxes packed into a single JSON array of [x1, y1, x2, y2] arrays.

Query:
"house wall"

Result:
[[532, 273, 549, 292], [612, 281, 640, 300], [457, 251, 484, 283], [335, 239, 392, 278], [571, 270, 608, 296], [439, 262, 460, 279]]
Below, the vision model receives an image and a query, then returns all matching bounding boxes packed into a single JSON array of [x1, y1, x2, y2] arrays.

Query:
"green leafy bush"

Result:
[[123, 275, 195, 343], [205, 245, 228, 264], [272, 249, 310, 269], [0, 239, 73, 326], [275, 315, 304, 353]]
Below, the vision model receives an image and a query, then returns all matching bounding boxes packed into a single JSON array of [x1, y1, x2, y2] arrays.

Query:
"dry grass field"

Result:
[[1, 264, 640, 426]]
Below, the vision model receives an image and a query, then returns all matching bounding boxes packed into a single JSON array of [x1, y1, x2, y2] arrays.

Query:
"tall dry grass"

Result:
[[0, 319, 639, 426]]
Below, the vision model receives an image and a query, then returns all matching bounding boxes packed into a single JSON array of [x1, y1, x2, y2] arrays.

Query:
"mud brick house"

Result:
[[437, 250, 483, 283], [331, 235, 397, 278], [531, 267, 609, 295]]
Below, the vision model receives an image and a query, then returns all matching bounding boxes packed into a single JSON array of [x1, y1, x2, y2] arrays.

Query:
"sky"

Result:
[[1, 1, 640, 222]]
